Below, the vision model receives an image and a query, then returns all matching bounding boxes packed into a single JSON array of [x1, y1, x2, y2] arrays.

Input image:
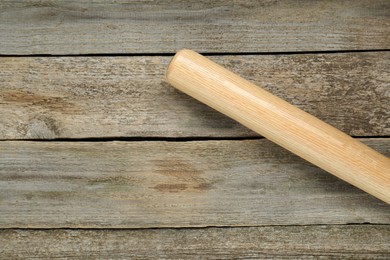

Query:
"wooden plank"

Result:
[[0, 0, 389, 55], [0, 139, 389, 228], [1, 52, 389, 140], [1, 225, 389, 259]]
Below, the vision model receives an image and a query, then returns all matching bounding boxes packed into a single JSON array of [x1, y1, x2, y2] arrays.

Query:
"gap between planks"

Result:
[[1, 222, 389, 231], [2, 134, 390, 142], [1, 49, 390, 58]]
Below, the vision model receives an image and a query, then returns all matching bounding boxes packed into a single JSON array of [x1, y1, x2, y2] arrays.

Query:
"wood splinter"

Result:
[[165, 49, 390, 204]]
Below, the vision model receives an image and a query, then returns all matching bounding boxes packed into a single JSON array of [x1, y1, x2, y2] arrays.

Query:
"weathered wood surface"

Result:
[[1, 52, 389, 140], [0, 139, 389, 228], [1, 225, 389, 259], [2, 1, 389, 257], [1, 0, 389, 55]]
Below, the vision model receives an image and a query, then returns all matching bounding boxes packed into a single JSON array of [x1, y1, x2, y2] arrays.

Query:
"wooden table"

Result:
[[1, 1, 389, 258]]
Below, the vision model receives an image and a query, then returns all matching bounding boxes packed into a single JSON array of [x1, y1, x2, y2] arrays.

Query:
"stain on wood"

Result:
[[153, 157, 212, 193], [1, 52, 389, 139], [1, 225, 389, 259], [0, 1, 389, 54], [0, 139, 388, 228], [2, 90, 78, 113]]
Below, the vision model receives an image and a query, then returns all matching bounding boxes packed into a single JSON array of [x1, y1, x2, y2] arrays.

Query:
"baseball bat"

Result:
[[165, 49, 390, 204]]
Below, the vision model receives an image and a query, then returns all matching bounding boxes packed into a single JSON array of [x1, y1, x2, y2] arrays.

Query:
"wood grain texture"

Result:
[[1, 0, 389, 55], [1, 225, 389, 259], [1, 52, 389, 140], [0, 139, 389, 228]]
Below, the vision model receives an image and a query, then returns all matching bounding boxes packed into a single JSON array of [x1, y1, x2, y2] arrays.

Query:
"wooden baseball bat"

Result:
[[165, 49, 390, 204]]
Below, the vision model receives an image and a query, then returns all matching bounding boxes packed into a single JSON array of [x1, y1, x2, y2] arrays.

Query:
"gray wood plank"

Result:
[[0, 0, 389, 54], [1, 225, 389, 259], [0, 139, 389, 228], [1, 52, 389, 140]]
